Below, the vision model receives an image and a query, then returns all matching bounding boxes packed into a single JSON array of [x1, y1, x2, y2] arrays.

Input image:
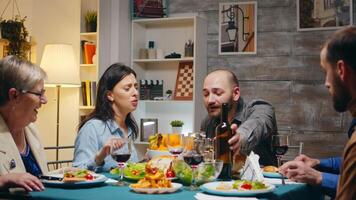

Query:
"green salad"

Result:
[[110, 162, 146, 180], [232, 180, 268, 190], [172, 160, 217, 186]]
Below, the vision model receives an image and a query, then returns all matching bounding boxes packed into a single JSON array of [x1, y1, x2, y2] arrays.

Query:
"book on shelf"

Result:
[[81, 81, 97, 106], [81, 82, 87, 106], [90, 81, 97, 106], [81, 40, 96, 64]]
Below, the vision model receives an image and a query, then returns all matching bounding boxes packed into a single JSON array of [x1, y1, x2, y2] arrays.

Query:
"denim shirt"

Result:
[[73, 119, 139, 172]]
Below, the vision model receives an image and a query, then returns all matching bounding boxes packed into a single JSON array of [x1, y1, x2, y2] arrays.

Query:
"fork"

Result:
[[279, 173, 286, 185]]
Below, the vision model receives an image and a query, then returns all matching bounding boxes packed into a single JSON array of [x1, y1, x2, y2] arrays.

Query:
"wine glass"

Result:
[[183, 136, 204, 190], [272, 135, 289, 167], [111, 139, 132, 186], [167, 132, 184, 157]]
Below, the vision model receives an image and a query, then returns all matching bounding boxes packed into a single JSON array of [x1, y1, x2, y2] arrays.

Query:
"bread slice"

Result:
[[147, 155, 174, 174], [263, 165, 278, 173]]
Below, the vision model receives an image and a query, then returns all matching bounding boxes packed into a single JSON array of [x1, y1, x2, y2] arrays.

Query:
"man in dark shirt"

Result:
[[200, 69, 277, 167]]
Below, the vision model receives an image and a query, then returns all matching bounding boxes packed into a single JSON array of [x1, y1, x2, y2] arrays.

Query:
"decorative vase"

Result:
[[172, 126, 182, 134]]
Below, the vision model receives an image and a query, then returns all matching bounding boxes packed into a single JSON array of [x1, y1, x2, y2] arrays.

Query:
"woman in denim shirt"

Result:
[[73, 63, 139, 172]]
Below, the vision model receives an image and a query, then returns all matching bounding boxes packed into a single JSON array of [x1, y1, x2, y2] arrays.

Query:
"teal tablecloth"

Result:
[[0, 173, 323, 200]]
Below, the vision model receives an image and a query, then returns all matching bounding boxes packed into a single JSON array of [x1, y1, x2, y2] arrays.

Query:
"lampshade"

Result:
[[40, 44, 80, 87]]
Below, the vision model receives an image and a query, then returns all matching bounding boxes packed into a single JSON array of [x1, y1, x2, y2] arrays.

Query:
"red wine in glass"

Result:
[[273, 145, 289, 156], [111, 153, 131, 162], [183, 154, 204, 166]]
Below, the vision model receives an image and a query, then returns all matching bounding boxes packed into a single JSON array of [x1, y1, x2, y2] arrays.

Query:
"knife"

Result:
[[38, 175, 63, 181]]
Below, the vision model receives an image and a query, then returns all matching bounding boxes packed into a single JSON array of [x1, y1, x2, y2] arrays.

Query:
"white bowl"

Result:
[[146, 149, 171, 159]]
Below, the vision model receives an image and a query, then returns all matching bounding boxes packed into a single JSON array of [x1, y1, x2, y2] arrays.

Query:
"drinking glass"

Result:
[[111, 139, 132, 186], [201, 138, 214, 162], [272, 135, 289, 167], [183, 136, 204, 190], [167, 133, 184, 157]]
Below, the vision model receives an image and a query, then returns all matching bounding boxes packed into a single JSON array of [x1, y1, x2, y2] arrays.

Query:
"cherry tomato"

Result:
[[166, 170, 175, 178], [241, 183, 252, 190], [131, 170, 138, 175], [85, 174, 94, 180]]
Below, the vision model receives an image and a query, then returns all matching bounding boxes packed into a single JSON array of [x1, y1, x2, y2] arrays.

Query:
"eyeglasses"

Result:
[[21, 89, 46, 99]]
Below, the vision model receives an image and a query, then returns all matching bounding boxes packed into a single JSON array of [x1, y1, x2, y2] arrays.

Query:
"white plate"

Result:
[[41, 174, 107, 188], [200, 181, 275, 197], [129, 183, 183, 194], [263, 172, 283, 179]]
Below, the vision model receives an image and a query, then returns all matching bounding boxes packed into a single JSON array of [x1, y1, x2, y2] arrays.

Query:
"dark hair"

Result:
[[324, 26, 356, 72], [208, 69, 239, 87], [79, 63, 138, 139]]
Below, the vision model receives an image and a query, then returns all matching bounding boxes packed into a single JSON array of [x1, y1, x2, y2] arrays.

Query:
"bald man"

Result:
[[200, 69, 277, 169]]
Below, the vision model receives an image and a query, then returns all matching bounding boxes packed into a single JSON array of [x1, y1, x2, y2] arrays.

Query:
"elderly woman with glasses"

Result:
[[0, 56, 47, 192]]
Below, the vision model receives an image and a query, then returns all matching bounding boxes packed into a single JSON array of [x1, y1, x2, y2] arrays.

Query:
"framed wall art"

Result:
[[297, 0, 352, 31], [219, 1, 257, 55]]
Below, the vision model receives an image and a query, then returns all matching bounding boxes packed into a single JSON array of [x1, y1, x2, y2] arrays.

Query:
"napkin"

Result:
[[195, 193, 258, 200], [239, 151, 264, 182], [264, 178, 304, 185], [105, 178, 118, 185]]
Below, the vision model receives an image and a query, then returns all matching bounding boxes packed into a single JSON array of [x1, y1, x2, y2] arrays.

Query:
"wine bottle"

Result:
[[215, 103, 232, 180]]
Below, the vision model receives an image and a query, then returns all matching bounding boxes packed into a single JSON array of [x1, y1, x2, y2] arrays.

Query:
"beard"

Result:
[[332, 76, 351, 112], [210, 97, 235, 120]]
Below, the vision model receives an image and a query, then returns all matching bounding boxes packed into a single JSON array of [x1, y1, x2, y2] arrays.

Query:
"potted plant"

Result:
[[165, 89, 172, 100], [85, 10, 97, 32], [0, 16, 31, 60], [170, 120, 184, 133]]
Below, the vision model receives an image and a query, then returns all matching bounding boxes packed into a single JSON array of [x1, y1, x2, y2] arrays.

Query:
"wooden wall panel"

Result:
[[170, 0, 356, 158]]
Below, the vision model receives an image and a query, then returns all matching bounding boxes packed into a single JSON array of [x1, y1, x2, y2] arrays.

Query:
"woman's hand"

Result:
[[0, 172, 45, 192], [95, 137, 126, 165]]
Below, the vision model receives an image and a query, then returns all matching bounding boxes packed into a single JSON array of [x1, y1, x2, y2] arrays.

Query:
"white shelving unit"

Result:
[[79, 0, 99, 118], [131, 16, 207, 142]]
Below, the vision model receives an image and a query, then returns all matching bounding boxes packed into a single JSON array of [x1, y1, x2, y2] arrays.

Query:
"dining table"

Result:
[[0, 173, 323, 200]]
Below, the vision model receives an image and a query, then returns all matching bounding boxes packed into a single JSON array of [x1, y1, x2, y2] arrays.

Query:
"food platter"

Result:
[[41, 174, 107, 188], [200, 181, 275, 196]]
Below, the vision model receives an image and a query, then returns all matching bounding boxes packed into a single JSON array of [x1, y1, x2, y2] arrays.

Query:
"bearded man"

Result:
[[200, 69, 278, 169], [279, 27, 356, 200]]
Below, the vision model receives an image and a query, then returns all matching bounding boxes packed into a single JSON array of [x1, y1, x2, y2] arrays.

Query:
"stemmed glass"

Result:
[[167, 133, 184, 158], [183, 135, 204, 190], [111, 139, 132, 186], [272, 135, 289, 167]]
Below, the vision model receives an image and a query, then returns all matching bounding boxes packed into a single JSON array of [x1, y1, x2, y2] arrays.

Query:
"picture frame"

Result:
[[174, 61, 193, 100], [218, 1, 257, 55], [297, 0, 353, 31], [140, 118, 158, 142]]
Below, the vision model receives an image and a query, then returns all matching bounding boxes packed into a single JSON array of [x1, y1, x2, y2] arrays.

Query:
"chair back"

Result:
[[281, 142, 303, 164], [44, 145, 74, 171]]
